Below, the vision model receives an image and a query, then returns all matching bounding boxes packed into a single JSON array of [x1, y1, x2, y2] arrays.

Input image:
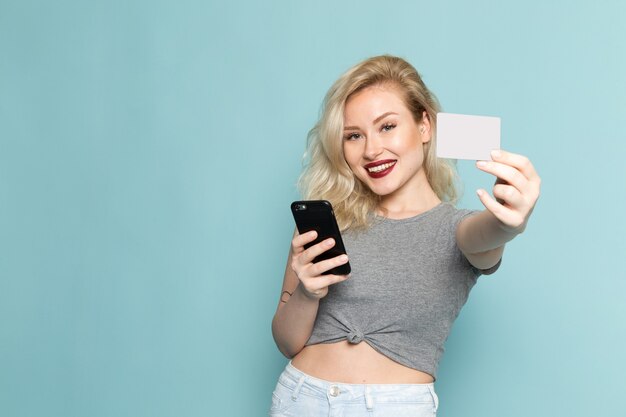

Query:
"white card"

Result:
[[436, 112, 501, 160]]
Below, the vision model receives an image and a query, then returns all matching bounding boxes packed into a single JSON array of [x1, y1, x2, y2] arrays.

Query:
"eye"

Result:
[[344, 132, 361, 141], [381, 123, 396, 132]]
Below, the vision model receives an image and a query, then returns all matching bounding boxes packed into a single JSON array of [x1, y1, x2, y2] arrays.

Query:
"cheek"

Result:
[[394, 134, 424, 157], [342, 149, 366, 180], [342, 143, 359, 168], [392, 128, 421, 149]]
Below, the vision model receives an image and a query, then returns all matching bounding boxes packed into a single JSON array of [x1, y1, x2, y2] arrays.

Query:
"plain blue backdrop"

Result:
[[1, 1, 625, 416]]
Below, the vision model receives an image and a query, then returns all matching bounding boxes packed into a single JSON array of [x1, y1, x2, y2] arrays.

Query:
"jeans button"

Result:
[[329, 385, 340, 397]]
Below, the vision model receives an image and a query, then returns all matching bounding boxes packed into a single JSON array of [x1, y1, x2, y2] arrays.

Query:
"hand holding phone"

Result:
[[290, 200, 351, 276]]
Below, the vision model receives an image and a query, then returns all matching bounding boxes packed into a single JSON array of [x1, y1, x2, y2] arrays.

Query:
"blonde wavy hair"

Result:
[[299, 55, 460, 230]]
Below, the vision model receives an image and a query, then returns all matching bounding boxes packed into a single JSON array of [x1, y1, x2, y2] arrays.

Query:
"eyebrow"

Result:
[[344, 112, 398, 131]]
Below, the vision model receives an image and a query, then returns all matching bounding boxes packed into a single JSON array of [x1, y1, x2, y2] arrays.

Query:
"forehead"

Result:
[[344, 85, 409, 122]]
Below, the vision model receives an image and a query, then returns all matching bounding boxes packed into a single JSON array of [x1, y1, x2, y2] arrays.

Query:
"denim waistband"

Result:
[[278, 361, 438, 410]]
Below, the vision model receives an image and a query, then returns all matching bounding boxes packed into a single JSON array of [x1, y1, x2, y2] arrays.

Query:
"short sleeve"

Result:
[[475, 257, 502, 276]]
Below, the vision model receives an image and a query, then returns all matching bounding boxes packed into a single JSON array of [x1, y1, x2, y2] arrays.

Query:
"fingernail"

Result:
[[339, 255, 348, 262], [476, 189, 484, 196], [477, 161, 487, 168], [491, 149, 501, 158], [326, 238, 335, 246]]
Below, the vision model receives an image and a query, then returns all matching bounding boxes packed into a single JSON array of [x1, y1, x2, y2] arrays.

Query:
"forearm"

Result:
[[457, 210, 520, 255], [271, 283, 320, 358]]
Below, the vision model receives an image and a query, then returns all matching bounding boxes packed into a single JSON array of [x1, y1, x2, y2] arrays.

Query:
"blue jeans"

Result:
[[269, 362, 439, 417]]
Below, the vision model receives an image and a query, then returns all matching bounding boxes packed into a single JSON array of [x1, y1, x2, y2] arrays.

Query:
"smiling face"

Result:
[[342, 84, 433, 203]]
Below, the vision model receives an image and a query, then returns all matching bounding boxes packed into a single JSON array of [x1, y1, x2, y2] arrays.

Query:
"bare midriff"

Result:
[[291, 341, 434, 384]]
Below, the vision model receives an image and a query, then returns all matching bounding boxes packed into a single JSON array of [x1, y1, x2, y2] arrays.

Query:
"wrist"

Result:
[[295, 282, 324, 302], [496, 218, 526, 236]]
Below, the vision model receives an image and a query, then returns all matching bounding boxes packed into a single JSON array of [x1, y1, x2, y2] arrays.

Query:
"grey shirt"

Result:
[[305, 202, 500, 379]]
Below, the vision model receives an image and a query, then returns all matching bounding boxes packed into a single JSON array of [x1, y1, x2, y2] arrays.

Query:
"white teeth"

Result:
[[367, 162, 396, 173]]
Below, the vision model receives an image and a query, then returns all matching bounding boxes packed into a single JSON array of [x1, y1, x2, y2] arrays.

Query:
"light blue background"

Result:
[[1, 1, 625, 416]]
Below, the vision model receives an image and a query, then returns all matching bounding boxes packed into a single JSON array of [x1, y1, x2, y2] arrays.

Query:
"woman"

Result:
[[270, 55, 540, 416]]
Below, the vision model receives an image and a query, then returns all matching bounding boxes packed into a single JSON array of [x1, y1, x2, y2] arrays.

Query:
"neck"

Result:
[[377, 173, 441, 219]]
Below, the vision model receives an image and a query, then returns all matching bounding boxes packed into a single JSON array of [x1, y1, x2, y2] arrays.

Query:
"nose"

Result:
[[363, 134, 383, 160]]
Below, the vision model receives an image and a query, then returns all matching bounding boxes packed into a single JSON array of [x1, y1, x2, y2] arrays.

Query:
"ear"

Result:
[[420, 111, 432, 144]]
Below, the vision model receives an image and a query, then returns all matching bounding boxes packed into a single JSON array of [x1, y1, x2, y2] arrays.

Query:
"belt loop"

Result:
[[427, 384, 439, 412], [365, 385, 374, 411], [291, 375, 306, 401]]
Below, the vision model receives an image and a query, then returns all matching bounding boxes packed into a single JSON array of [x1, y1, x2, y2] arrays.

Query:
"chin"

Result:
[[358, 175, 399, 196], [366, 184, 397, 197]]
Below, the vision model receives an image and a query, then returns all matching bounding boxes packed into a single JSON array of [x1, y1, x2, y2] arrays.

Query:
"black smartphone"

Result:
[[290, 200, 351, 275]]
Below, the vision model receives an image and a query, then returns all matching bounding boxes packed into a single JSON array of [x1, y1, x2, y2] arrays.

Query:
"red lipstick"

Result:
[[364, 159, 397, 178]]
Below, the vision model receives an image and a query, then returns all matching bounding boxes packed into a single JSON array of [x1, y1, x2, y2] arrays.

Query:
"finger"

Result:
[[490, 150, 540, 182], [291, 230, 318, 254], [476, 188, 524, 229], [305, 273, 350, 291], [309, 254, 349, 276], [299, 237, 336, 265], [494, 177, 506, 204], [493, 183, 523, 208], [476, 160, 528, 192]]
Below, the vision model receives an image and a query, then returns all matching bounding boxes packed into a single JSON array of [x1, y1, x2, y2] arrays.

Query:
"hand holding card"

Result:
[[436, 113, 501, 160], [475, 150, 541, 235], [435, 113, 539, 233]]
